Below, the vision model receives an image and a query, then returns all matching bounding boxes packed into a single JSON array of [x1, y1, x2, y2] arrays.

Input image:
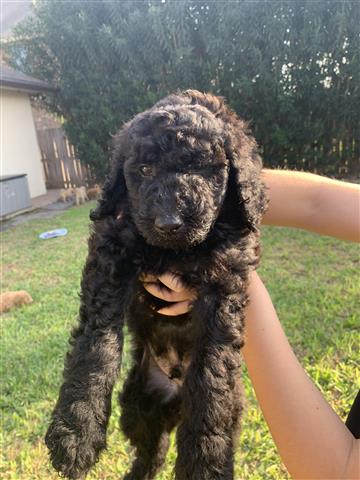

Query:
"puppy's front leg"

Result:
[[45, 256, 131, 479], [175, 287, 246, 480]]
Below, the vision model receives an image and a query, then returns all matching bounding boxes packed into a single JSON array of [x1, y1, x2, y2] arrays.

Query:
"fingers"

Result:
[[157, 272, 187, 293], [139, 273, 158, 283], [143, 282, 192, 302], [140, 272, 196, 316], [140, 273, 184, 290], [141, 272, 196, 299], [157, 300, 193, 316]]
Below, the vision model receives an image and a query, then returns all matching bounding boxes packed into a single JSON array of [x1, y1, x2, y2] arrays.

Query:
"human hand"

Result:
[[140, 272, 197, 315]]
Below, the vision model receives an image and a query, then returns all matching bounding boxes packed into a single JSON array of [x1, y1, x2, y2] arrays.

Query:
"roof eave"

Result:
[[0, 79, 57, 94]]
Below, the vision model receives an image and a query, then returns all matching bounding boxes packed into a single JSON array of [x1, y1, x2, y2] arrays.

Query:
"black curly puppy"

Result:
[[45, 90, 267, 480]]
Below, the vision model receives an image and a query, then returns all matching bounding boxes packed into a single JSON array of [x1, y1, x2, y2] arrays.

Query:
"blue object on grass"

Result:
[[39, 228, 68, 239]]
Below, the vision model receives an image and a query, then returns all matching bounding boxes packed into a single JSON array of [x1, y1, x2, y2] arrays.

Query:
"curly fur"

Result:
[[45, 90, 268, 479]]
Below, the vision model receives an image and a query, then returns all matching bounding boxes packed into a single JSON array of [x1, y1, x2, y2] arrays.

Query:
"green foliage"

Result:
[[1, 204, 359, 478], [4, 0, 359, 179]]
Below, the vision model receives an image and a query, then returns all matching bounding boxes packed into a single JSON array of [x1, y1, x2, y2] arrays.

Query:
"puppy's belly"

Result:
[[145, 353, 182, 403]]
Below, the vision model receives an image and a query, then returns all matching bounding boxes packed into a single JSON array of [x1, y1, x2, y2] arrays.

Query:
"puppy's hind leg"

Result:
[[120, 366, 180, 480]]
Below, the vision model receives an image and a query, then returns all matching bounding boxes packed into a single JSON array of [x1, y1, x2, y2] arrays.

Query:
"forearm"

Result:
[[242, 272, 359, 479], [262, 169, 360, 242]]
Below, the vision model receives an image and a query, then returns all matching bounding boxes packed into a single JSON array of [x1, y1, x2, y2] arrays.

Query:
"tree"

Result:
[[4, 0, 359, 179]]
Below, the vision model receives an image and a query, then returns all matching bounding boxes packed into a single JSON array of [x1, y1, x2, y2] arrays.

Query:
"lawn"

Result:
[[1, 203, 359, 480]]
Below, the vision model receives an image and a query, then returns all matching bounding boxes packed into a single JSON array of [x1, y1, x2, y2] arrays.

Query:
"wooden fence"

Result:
[[37, 128, 92, 189], [37, 128, 358, 188]]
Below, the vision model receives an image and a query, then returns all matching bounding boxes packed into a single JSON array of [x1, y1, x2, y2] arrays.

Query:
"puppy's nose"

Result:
[[155, 215, 183, 233]]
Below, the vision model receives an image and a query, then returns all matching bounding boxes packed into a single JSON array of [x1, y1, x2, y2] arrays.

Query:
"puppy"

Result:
[[59, 188, 74, 203], [75, 186, 88, 206], [0, 291, 33, 314], [86, 184, 101, 200], [46, 90, 267, 480]]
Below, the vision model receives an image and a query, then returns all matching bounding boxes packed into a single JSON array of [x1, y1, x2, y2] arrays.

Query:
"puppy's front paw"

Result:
[[45, 416, 106, 479]]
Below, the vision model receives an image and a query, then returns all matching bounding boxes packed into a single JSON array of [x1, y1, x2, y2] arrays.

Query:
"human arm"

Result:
[[242, 271, 359, 480], [262, 169, 360, 242]]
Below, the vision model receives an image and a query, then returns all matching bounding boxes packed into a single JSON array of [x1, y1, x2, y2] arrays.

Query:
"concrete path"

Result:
[[0, 189, 75, 232]]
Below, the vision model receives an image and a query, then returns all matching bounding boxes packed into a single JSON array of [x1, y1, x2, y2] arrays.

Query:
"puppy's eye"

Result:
[[139, 165, 154, 176]]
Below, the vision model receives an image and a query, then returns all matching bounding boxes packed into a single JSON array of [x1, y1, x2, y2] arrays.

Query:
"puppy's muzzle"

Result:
[[154, 214, 183, 234]]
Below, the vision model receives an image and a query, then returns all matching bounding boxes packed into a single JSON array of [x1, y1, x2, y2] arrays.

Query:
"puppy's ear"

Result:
[[181, 90, 268, 230], [89, 167, 126, 221], [225, 133, 268, 232], [90, 132, 128, 222]]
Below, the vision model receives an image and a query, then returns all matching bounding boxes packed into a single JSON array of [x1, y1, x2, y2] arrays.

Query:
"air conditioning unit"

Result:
[[0, 174, 31, 219]]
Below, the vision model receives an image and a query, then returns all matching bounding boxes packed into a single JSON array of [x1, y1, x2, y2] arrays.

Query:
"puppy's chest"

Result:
[[127, 241, 248, 393], [136, 241, 244, 284]]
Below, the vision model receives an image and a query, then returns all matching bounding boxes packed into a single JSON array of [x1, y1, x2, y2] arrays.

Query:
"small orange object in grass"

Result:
[[0, 291, 33, 314]]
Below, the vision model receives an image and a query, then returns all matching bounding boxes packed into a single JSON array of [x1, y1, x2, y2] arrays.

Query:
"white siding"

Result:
[[1, 89, 46, 198]]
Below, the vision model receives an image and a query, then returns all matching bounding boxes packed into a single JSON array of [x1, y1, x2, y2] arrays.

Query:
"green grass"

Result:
[[1, 203, 359, 479]]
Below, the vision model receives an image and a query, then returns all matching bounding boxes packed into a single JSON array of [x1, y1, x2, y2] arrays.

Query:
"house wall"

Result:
[[1, 89, 46, 198]]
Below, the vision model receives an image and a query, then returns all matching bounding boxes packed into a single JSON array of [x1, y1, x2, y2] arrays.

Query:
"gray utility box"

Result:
[[0, 174, 32, 218]]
